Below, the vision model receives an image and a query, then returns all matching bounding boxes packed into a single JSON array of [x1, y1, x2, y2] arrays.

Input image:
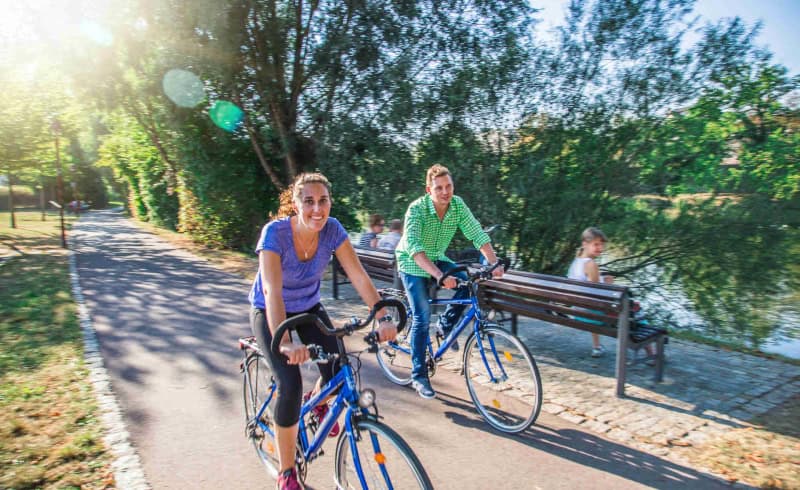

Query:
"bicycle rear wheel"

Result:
[[335, 418, 432, 489], [243, 352, 280, 477], [376, 333, 414, 386], [463, 325, 542, 433]]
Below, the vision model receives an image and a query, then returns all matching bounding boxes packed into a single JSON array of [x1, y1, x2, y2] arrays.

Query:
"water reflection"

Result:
[[629, 263, 799, 360]]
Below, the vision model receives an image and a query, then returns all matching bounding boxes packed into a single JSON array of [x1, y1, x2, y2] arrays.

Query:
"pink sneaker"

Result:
[[276, 467, 303, 490], [303, 391, 340, 437]]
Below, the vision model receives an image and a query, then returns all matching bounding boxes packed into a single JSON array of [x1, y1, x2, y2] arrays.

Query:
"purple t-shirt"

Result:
[[249, 216, 348, 312]]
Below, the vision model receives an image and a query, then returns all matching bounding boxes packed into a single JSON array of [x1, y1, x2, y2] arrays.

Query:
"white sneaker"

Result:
[[591, 346, 606, 358]]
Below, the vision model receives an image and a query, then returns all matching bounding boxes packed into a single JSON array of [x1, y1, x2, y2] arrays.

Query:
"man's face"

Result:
[[426, 174, 454, 208]]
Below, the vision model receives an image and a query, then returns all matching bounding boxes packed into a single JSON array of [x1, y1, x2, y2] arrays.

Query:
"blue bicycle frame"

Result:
[[252, 359, 385, 488], [387, 284, 510, 383]]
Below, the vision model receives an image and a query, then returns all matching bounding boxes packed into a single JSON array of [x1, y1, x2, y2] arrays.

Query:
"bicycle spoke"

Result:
[[243, 353, 280, 477], [464, 326, 542, 433], [335, 419, 432, 489]]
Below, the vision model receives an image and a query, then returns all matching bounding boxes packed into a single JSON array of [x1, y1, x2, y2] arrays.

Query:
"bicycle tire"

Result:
[[243, 352, 280, 477], [376, 332, 414, 386], [334, 418, 433, 489], [463, 325, 542, 433]]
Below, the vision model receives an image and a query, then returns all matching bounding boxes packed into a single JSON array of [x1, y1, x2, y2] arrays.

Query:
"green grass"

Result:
[[0, 211, 113, 489]]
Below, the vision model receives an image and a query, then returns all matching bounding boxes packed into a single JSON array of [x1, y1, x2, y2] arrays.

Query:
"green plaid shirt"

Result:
[[395, 194, 490, 277]]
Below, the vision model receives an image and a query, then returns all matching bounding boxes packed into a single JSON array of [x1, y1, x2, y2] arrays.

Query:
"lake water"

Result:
[[629, 266, 800, 360]]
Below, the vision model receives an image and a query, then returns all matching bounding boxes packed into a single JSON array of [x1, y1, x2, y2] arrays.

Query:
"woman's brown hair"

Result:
[[271, 172, 332, 220]]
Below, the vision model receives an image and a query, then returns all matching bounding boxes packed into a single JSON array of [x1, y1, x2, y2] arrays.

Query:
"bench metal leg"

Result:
[[615, 297, 631, 397], [332, 261, 340, 300], [654, 336, 666, 382], [511, 314, 518, 336], [392, 269, 403, 291]]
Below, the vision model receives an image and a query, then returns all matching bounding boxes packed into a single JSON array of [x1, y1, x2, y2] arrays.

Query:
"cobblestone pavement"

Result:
[[326, 281, 800, 473]]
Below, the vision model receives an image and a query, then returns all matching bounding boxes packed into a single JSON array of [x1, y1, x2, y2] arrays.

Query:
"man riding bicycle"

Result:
[[395, 164, 504, 399]]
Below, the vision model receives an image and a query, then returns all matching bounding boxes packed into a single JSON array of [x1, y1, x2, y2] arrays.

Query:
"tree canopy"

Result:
[[2, 0, 798, 350]]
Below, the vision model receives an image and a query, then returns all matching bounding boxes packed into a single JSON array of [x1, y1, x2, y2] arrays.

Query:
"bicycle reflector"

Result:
[[358, 388, 376, 408]]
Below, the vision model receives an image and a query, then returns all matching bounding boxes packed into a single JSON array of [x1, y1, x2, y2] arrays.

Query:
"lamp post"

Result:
[[51, 119, 66, 249]]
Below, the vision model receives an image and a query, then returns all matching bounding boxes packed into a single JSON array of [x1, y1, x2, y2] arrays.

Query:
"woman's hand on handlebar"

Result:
[[280, 342, 310, 365], [375, 319, 398, 342]]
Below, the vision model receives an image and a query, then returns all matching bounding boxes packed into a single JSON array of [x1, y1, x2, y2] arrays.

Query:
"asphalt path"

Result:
[[73, 211, 730, 489]]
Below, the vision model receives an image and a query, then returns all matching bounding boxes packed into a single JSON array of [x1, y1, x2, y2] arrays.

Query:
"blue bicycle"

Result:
[[239, 298, 433, 489], [376, 261, 543, 434]]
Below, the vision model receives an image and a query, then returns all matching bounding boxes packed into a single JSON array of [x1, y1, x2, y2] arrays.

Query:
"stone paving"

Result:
[[325, 280, 800, 473]]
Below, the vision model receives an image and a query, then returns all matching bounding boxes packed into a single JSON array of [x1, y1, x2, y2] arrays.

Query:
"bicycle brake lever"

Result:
[[363, 332, 379, 353]]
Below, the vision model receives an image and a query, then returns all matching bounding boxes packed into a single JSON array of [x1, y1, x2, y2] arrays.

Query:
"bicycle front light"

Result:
[[358, 388, 376, 408]]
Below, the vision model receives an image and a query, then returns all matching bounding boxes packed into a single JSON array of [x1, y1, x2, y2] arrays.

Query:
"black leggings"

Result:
[[249, 303, 341, 427]]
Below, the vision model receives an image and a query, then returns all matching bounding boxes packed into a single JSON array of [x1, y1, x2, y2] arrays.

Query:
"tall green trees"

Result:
[[7, 0, 797, 348], [151, 0, 534, 188]]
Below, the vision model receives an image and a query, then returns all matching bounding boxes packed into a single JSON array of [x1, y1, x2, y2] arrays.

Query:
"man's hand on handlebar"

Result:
[[491, 263, 505, 279], [440, 275, 459, 289], [280, 342, 310, 365]]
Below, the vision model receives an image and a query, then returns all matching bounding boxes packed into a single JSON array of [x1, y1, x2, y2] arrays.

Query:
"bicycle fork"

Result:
[[462, 324, 510, 383]]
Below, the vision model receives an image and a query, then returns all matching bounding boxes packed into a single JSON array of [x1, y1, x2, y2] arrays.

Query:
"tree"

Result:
[[136, 0, 535, 190], [0, 80, 52, 227]]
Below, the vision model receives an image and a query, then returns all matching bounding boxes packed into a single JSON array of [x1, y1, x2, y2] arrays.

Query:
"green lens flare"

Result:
[[163, 69, 205, 108], [209, 101, 244, 132]]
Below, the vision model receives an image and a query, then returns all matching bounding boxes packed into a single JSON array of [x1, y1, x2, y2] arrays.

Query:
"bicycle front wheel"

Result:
[[243, 352, 280, 477], [376, 334, 414, 386], [464, 326, 542, 433], [335, 418, 432, 489]]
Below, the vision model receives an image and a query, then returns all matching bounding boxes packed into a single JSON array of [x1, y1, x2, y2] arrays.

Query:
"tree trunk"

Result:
[[40, 172, 46, 221], [7, 171, 15, 229]]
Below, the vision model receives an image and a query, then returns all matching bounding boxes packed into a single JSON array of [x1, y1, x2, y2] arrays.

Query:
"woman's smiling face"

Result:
[[294, 182, 331, 232]]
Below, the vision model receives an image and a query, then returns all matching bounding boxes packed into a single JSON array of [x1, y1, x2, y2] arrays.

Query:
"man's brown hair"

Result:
[[426, 164, 451, 186]]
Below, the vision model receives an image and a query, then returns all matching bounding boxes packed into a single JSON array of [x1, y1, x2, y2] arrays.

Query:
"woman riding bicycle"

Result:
[[248, 172, 397, 490]]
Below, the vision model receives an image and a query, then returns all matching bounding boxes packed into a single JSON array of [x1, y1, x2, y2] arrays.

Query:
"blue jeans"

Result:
[[400, 261, 469, 380]]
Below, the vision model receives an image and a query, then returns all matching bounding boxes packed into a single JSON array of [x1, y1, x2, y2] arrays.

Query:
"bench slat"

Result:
[[500, 270, 626, 301], [484, 295, 621, 338], [482, 280, 623, 312], [480, 290, 616, 324]]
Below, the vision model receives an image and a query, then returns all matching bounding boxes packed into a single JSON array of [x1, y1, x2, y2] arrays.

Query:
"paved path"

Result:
[[73, 211, 734, 489]]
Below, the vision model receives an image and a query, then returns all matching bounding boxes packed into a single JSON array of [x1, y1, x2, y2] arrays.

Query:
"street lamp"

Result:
[[51, 118, 66, 249]]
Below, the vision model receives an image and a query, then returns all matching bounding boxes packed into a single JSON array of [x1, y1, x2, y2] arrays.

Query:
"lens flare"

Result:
[[209, 100, 244, 132], [80, 21, 113, 46], [162, 69, 205, 108]]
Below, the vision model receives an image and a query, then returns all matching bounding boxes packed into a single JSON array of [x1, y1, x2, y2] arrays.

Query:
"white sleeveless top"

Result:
[[567, 257, 592, 281]]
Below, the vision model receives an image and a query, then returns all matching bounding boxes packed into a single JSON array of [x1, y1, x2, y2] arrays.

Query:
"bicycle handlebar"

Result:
[[436, 257, 510, 288], [270, 298, 407, 359]]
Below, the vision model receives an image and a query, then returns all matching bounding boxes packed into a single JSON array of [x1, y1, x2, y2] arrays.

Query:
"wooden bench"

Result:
[[331, 246, 401, 299], [478, 270, 667, 396]]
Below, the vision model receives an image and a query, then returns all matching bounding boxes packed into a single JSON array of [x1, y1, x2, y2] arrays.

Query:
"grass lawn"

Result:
[[0, 211, 114, 489], [682, 395, 800, 489]]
